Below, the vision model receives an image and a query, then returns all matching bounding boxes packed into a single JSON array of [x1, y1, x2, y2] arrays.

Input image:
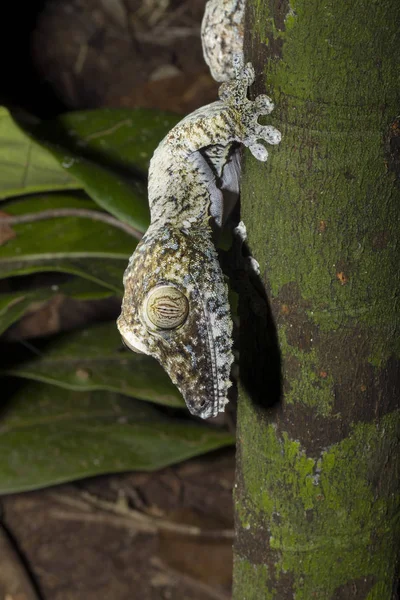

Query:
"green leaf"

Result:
[[3, 321, 184, 408], [0, 258, 126, 295], [47, 156, 150, 233], [0, 278, 114, 336], [0, 381, 234, 493], [0, 107, 79, 199], [50, 108, 180, 173], [26, 109, 180, 231], [0, 194, 136, 293]]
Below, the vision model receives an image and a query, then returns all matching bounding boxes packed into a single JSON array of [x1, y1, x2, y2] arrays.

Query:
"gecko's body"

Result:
[[117, 1, 281, 418]]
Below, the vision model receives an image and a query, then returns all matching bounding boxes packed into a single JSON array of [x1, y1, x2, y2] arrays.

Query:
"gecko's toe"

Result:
[[247, 256, 261, 276], [234, 220, 247, 241], [255, 124, 282, 145], [254, 94, 275, 114], [249, 142, 269, 161], [242, 61, 255, 84], [233, 53, 245, 73]]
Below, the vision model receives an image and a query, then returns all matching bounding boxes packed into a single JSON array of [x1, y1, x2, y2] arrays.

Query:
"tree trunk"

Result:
[[233, 1, 400, 598]]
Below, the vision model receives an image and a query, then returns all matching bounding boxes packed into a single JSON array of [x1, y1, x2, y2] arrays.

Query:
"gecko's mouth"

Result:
[[118, 307, 230, 419], [117, 316, 148, 355], [185, 395, 217, 419]]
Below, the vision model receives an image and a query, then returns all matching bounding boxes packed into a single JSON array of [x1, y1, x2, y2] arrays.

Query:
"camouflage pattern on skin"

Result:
[[202, 0, 245, 82], [118, 53, 281, 418], [119, 224, 233, 418]]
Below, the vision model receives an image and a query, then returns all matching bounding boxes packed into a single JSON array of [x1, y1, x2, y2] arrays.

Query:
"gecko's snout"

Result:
[[184, 388, 227, 420]]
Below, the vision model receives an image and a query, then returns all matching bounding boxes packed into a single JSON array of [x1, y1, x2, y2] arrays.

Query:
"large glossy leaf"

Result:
[[0, 381, 234, 493], [47, 109, 180, 174], [0, 107, 78, 199], [0, 258, 126, 295], [24, 109, 181, 231], [0, 194, 136, 293], [40, 155, 150, 233], [0, 278, 114, 336], [3, 321, 184, 408]]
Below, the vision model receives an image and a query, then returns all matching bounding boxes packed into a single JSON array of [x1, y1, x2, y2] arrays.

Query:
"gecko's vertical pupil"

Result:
[[145, 285, 189, 330]]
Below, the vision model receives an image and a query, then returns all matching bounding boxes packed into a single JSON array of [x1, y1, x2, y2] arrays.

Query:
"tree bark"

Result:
[[233, 1, 400, 598]]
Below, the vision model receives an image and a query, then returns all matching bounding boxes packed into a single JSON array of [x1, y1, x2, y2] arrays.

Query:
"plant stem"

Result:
[[1, 209, 143, 240]]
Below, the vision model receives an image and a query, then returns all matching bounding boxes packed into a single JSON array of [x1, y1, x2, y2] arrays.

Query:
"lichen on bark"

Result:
[[236, 394, 399, 599], [233, 0, 400, 598]]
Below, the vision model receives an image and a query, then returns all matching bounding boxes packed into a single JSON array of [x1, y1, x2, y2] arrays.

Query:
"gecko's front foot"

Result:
[[234, 221, 261, 275], [219, 61, 281, 162]]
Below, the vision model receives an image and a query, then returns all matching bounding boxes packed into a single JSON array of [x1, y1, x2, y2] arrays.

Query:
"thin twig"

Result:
[[134, 26, 200, 45], [74, 43, 89, 74], [49, 509, 147, 534], [133, 0, 170, 26], [83, 119, 133, 142], [151, 557, 231, 600], [110, 482, 148, 511], [50, 491, 234, 540], [48, 492, 93, 512], [0, 523, 41, 600], [155, 1, 193, 29], [0, 209, 143, 240]]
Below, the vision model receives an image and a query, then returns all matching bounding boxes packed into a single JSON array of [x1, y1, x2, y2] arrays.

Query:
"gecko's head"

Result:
[[117, 224, 233, 419]]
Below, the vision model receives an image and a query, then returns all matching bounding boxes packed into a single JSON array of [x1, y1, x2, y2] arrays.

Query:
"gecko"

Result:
[[117, 0, 281, 419]]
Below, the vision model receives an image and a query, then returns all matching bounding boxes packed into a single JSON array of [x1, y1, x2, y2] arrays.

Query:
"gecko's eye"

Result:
[[143, 285, 189, 330]]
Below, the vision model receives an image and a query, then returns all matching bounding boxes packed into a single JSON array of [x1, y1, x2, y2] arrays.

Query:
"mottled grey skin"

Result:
[[117, 60, 281, 418], [202, 0, 245, 82], [119, 226, 233, 418]]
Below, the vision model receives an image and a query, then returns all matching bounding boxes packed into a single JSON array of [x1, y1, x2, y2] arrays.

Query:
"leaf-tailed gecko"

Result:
[[117, 0, 281, 418]]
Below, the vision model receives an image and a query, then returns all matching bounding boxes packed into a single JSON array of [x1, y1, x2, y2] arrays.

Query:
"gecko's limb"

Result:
[[234, 221, 261, 275], [148, 61, 280, 228], [219, 62, 281, 161], [156, 62, 281, 164]]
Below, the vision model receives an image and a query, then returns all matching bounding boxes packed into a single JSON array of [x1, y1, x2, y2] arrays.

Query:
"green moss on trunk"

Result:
[[235, 394, 399, 599], [233, 0, 400, 597]]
